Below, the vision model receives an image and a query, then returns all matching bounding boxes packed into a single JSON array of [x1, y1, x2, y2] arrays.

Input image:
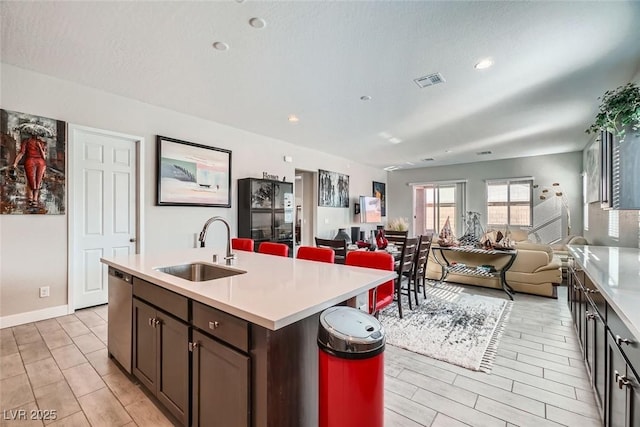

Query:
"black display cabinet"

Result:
[[237, 178, 294, 256]]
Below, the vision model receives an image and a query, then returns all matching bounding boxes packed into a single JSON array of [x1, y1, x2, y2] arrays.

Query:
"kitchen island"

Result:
[[101, 248, 395, 427]]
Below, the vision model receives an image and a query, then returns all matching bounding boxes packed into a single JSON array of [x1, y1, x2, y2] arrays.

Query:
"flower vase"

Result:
[[376, 229, 388, 249], [334, 228, 351, 244]]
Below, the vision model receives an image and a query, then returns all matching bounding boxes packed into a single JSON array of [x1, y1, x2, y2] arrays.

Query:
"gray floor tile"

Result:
[[453, 375, 545, 417], [546, 404, 603, 427], [399, 369, 478, 407], [430, 413, 472, 427], [385, 390, 437, 426], [475, 396, 563, 427], [512, 382, 601, 420], [412, 388, 505, 427]]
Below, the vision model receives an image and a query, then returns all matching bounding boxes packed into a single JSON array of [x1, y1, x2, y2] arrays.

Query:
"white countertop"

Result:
[[568, 245, 640, 339], [101, 248, 396, 331]]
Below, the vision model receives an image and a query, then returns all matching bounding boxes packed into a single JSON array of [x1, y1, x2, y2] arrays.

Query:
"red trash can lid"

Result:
[[318, 306, 385, 359]]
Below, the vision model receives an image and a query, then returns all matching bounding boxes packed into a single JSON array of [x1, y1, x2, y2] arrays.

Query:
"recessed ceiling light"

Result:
[[360, 95, 372, 101], [288, 115, 299, 123], [212, 42, 229, 51], [383, 165, 399, 171], [389, 137, 402, 144], [476, 150, 492, 155], [249, 17, 267, 29], [474, 58, 494, 70]]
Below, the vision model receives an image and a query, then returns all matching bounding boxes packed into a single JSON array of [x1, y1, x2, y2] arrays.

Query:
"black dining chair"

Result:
[[394, 236, 419, 319], [409, 234, 432, 303], [314, 237, 347, 264]]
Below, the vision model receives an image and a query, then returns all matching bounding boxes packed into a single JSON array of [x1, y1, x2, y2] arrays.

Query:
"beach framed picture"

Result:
[[156, 136, 232, 207]]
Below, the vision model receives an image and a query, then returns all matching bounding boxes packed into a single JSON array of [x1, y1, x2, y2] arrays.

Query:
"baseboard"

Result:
[[0, 305, 71, 329]]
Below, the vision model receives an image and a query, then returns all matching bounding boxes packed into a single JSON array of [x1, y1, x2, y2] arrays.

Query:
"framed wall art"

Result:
[[318, 169, 349, 207], [1, 109, 66, 214], [372, 181, 386, 217], [156, 136, 232, 207]]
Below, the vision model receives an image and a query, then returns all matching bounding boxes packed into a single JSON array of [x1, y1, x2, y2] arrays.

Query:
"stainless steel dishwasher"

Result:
[[108, 267, 132, 373]]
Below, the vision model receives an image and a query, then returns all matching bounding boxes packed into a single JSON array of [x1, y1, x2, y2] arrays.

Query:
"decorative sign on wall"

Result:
[[318, 169, 349, 208], [1, 109, 66, 214]]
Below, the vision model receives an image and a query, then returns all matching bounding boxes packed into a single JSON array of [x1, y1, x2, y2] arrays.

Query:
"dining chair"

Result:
[[297, 246, 335, 264], [345, 251, 395, 317], [314, 237, 347, 264], [409, 234, 432, 303], [231, 238, 254, 252], [258, 242, 289, 257], [394, 236, 419, 319], [384, 229, 409, 247]]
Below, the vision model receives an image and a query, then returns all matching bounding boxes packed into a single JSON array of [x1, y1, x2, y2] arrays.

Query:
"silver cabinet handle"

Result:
[[148, 317, 154, 327], [585, 311, 597, 320], [188, 342, 199, 352], [615, 370, 631, 389], [209, 321, 220, 330], [616, 335, 632, 346]]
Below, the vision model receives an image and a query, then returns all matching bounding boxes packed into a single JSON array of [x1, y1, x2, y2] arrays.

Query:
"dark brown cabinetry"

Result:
[[127, 275, 320, 427], [191, 330, 250, 427], [132, 280, 189, 426], [238, 178, 294, 255], [568, 263, 639, 426]]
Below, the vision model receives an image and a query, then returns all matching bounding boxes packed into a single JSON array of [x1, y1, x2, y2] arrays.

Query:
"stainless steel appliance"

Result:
[[108, 267, 132, 373]]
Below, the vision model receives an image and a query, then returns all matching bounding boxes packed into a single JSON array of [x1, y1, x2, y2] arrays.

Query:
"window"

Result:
[[486, 179, 533, 227], [414, 182, 465, 236], [608, 209, 619, 239]]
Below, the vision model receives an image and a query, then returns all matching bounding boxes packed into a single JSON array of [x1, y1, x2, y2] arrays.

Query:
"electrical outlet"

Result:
[[39, 286, 50, 298]]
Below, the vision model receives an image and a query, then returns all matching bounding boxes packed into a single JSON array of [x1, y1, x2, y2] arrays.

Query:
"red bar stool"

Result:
[[258, 242, 289, 257], [345, 251, 394, 316], [297, 246, 335, 263], [231, 238, 254, 252]]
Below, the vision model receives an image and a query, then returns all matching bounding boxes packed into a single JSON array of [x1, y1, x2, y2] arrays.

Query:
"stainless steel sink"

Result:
[[155, 263, 246, 282]]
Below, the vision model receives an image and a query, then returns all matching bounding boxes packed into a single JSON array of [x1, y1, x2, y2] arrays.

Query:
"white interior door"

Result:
[[70, 126, 139, 309]]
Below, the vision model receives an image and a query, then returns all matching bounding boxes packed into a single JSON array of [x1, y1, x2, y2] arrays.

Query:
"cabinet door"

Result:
[[251, 212, 273, 240], [157, 313, 189, 426], [593, 310, 606, 412], [251, 180, 273, 208], [132, 298, 157, 391], [608, 332, 627, 427], [626, 365, 640, 427], [192, 330, 250, 427]]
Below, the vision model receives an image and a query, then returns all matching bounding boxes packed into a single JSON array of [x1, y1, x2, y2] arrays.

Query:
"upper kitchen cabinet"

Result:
[[237, 178, 294, 254], [600, 128, 640, 210]]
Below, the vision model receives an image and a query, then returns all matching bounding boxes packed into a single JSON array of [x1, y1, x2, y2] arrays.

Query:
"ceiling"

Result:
[[2, 1, 640, 170]]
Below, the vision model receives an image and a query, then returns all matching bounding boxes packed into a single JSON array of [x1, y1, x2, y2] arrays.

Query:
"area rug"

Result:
[[379, 283, 513, 372]]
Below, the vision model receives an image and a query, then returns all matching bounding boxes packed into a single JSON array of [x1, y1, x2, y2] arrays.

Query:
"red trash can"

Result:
[[318, 306, 385, 427]]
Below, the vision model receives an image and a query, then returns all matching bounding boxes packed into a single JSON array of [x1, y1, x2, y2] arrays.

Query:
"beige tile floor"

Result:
[[0, 285, 600, 426]]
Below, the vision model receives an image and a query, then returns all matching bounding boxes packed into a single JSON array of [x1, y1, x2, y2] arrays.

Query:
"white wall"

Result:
[[0, 63, 386, 320], [386, 152, 583, 237]]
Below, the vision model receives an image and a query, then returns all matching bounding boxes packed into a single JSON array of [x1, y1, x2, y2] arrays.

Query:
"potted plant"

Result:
[[586, 82, 640, 142]]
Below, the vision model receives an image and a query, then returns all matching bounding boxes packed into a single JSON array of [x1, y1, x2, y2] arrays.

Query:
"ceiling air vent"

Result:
[[476, 151, 492, 155], [414, 73, 446, 88], [422, 158, 435, 162]]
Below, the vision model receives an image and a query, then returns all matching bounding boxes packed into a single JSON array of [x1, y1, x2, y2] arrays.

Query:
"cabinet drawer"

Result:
[[192, 302, 249, 353], [133, 278, 188, 322], [583, 274, 606, 319], [607, 306, 640, 373]]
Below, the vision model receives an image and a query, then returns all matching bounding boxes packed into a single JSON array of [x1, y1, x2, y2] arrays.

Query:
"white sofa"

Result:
[[426, 240, 562, 298]]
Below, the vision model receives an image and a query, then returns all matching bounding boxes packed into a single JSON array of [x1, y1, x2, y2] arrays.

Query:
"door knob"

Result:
[[129, 238, 136, 242]]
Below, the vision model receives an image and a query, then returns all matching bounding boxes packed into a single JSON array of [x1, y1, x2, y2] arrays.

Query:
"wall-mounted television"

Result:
[[359, 196, 382, 223]]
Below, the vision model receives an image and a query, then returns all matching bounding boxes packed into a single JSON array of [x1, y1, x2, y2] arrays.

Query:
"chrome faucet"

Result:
[[198, 216, 236, 265]]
